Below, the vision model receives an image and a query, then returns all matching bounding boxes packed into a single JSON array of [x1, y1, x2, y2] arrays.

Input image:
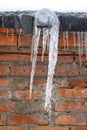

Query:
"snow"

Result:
[[0, 0, 87, 12]]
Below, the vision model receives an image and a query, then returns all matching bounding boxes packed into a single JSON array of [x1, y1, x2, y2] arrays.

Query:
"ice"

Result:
[[63, 32, 66, 50], [63, 31, 69, 50], [73, 32, 76, 47], [30, 9, 59, 112], [80, 31, 84, 54], [77, 32, 82, 66], [42, 28, 49, 61], [6, 28, 8, 37], [65, 31, 69, 50], [30, 27, 41, 97], [45, 27, 59, 112], [84, 32, 87, 59]]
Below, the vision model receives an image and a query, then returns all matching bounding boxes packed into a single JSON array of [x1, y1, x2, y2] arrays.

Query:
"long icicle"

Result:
[[73, 31, 76, 47], [44, 29, 59, 112], [30, 27, 41, 98], [77, 32, 82, 66], [65, 31, 69, 50], [84, 32, 87, 59]]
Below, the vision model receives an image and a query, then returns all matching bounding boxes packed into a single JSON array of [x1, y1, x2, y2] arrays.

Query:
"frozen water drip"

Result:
[[30, 9, 60, 113]]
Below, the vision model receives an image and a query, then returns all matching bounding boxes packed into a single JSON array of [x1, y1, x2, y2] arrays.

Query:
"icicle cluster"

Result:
[[63, 31, 87, 66], [30, 9, 59, 112]]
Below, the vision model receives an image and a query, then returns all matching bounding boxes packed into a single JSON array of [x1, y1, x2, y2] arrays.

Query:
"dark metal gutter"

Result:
[[0, 11, 87, 34]]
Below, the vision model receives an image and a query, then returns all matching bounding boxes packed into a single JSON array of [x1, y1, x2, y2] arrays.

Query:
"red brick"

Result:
[[15, 90, 42, 100], [0, 78, 12, 86], [58, 51, 73, 62], [59, 33, 78, 48], [19, 35, 32, 47], [0, 28, 14, 34], [35, 126, 69, 130], [10, 63, 85, 78], [69, 78, 87, 88], [0, 102, 9, 112], [19, 35, 43, 47], [55, 64, 85, 77], [73, 89, 87, 98], [0, 115, 6, 125], [7, 126, 28, 130], [0, 36, 17, 46], [0, 54, 30, 62], [58, 88, 87, 98], [0, 127, 3, 130], [0, 66, 9, 76], [17, 80, 28, 88], [55, 115, 77, 125], [10, 65, 47, 77], [55, 101, 87, 112], [75, 52, 87, 63], [33, 79, 46, 87], [0, 90, 12, 99], [8, 114, 48, 125], [0, 50, 73, 63], [58, 88, 73, 98], [72, 127, 87, 130]]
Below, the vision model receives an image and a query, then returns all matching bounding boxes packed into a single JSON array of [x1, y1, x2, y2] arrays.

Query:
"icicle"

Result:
[[6, 28, 8, 37], [80, 31, 84, 54], [77, 32, 82, 66], [73, 31, 76, 47], [18, 14, 23, 48], [11, 28, 14, 41], [12, 28, 14, 37], [45, 28, 59, 112], [63, 32, 66, 50], [2, 16, 4, 28], [18, 28, 22, 48], [30, 27, 41, 98], [30, 9, 59, 113], [65, 31, 69, 50], [42, 28, 49, 61], [84, 32, 87, 59]]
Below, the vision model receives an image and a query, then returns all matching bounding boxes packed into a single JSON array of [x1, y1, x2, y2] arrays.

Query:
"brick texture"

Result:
[[0, 30, 87, 129]]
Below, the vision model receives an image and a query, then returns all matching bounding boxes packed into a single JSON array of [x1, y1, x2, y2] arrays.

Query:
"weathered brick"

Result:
[[0, 36, 17, 46], [55, 115, 86, 125], [33, 79, 46, 87], [7, 126, 28, 130], [55, 101, 87, 112], [0, 90, 12, 99], [55, 64, 85, 77], [0, 126, 6, 130], [0, 102, 9, 112], [0, 28, 14, 34], [19, 35, 32, 47], [35, 126, 69, 130], [0, 115, 6, 125], [75, 54, 87, 63], [8, 114, 48, 125], [0, 66, 9, 76], [69, 78, 87, 88], [72, 127, 87, 130], [0, 54, 30, 62], [10, 65, 47, 77], [58, 51, 73, 62], [58, 88, 87, 98], [59, 34, 78, 48], [0, 78, 12, 87], [55, 115, 77, 125], [15, 90, 42, 100]]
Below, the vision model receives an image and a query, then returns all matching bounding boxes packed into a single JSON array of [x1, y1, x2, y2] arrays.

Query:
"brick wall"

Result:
[[0, 28, 87, 130]]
